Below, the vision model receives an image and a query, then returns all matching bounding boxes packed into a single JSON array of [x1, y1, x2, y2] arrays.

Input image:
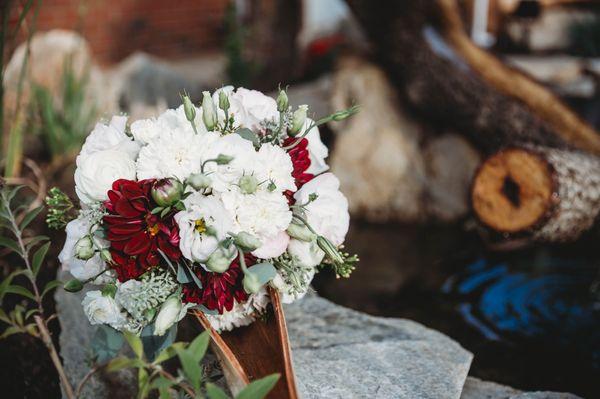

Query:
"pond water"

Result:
[[313, 221, 600, 398]]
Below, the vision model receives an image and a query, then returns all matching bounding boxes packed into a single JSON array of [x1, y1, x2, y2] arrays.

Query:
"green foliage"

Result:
[[29, 58, 97, 160], [45, 187, 76, 229]]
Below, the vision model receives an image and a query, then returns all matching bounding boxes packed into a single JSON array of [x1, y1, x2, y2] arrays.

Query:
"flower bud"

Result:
[[182, 94, 196, 123], [239, 175, 258, 194], [243, 271, 262, 294], [215, 154, 234, 165], [206, 248, 233, 273], [64, 278, 84, 293], [276, 89, 289, 112], [151, 178, 183, 207], [218, 90, 230, 111], [74, 236, 95, 260], [290, 105, 308, 136], [154, 295, 183, 336], [186, 173, 211, 190], [202, 91, 217, 131], [101, 283, 117, 298], [286, 223, 315, 242], [233, 232, 262, 252], [100, 248, 112, 263], [316, 236, 344, 264]]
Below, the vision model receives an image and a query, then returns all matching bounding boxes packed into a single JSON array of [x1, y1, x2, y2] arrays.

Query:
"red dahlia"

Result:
[[182, 254, 256, 314], [284, 137, 314, 202], [103, 179, 181, 281]]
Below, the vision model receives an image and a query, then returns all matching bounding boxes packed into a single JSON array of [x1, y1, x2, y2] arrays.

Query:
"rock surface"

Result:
[[461, 377, 583, 399]]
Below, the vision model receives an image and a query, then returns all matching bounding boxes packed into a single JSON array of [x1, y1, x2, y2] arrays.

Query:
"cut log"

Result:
[[471, 146, 600, 242]]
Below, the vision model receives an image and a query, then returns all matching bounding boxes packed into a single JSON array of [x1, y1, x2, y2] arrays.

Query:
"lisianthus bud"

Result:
[[290, 105, 308, 136], [317, 236, 344, 264], [101, 283, 117, 298], [151, 178, 183, 207], [182, 94, 196, 122], [286, 223, 315, 242], [74, 236, 94, 260], [64, 279, 84, 292], [206, 248, 233, 273], [233, 232, 262, 252], [154, 295, 183, 336], [239, 175, 258, 194], [100, 248, 112, 262], [215, 154, 234, 165], [243, 271, 262, 294], [277, 89, 289, 112], [202, 91, 217, 131], [186, 173, 211, 190], [219, 90, 230, 111]]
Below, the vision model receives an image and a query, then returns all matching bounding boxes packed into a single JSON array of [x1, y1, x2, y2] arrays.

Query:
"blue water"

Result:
[[444, 254, 600, 369]]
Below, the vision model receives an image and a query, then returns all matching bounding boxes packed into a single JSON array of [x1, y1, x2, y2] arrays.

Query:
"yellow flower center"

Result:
[[147, 224, 160, 237], [195, 218, 207, 234]]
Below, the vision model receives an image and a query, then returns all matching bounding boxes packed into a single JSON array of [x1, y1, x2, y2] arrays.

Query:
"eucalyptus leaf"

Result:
[[140, 323, 177, 362], [91, 325, 125, 363], [176, 263, 192, 284], [192, 304, 219, 316], [246, 262, 277, 285], [236, 128, 260, 147]]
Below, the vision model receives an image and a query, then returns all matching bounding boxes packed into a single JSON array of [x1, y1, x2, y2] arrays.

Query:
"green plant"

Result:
[[30, 58, 97, 160]]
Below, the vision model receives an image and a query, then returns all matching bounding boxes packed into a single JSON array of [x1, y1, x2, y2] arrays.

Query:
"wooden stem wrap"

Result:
[[471, 147, 600, 242], [194, 287, 298, 399]]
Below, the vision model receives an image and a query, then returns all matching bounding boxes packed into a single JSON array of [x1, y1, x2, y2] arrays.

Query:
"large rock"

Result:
[[461, 377, 583, 399], [285, 295, 473, 399]]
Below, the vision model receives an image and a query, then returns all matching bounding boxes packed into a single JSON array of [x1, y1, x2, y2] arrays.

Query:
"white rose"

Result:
[[154, 295, 189, 336], [303, 118, 329, 175], [82, 290, 127, 330], [255, 143, 296, 193], [175, 193, 234, 264], [252, 231, 290, 259], [78, 115, 140, 161], [227, 88, 279, 131], [75, 150, 136, 204]]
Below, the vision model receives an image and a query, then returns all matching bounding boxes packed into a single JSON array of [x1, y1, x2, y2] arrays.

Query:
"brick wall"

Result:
[[13, 0, 229, 64]]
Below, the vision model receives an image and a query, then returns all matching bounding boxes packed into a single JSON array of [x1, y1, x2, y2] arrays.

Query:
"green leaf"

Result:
[[25, 235, 49, 251], [140, 324, 177, 362], [236, 374, 280, 399], [4, 285, 36, 301], [20, 206, 43, 230], [150, 376, 175, 390], [151, 207, 164, 215], [0, 325, 23, 339], [124, 331, 144, 359], [137, 367, 150, 399], [0, 269, 27, 303], [206, 383, 230, 399], [32, 241, 50, 277], [188, 331, 209, 363], [24, 308, 40, 320], [0, 309, 11, 324], [41, 280, 62, 298], [176, 263, 192, 284], [236, 128, 260, 147], [176, 346, 203, 391], [91, 325, 125, 363], [152, 342, 187, 365], [6, 186, 25, 204], [160, 206, 171, 218], [0, 237, 21, 254], [246, 262, 277, 285], [106, 356, 137, 372]]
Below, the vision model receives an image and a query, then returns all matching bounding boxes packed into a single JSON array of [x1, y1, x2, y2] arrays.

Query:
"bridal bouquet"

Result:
[[58, 87, 358, 339]]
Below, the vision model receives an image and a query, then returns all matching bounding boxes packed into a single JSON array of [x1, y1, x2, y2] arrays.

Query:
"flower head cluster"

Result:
[[61, 86, 358, 335]]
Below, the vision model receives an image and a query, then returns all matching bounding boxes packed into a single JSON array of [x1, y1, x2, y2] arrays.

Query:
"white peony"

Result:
[[206, 288, 269, 332], [175, 193, 234, 263], [82, 290, 127, 330], [303, 119, 329, 175], [216, 87, 278, 131], [255, 143, 296, 193], [288, 173, 349, 267], [78, 115, 140, 161], [75, 150, 137, 204], [136, 130, 219, 181], [202, 134, 259, 193], [131, 105, 206, 145], [252, 231, 290, 259], [220, 190, 292, 255]]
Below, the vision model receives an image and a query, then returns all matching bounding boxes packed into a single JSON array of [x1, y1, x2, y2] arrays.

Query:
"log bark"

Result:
[[344, 0, 600, 154], [471, 146, 600, 242]]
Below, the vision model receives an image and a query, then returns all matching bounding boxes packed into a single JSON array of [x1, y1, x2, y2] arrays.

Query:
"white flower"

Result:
[[202, 134, 259, 193], [271, 267, 315, 304], [59, 217, 111, 283], [220, 190, 292, 255], [217, 87, 278, 131], [206, 289, 269, 332], [136, 130, 219, 181], [131, 105, 206, 145], [154, 295, 185, 336], [288, 173, 349, 267], [75, 150, 136, 204], [175, 193, 234, 263], [82, 290, 127, 330], [303, 119, 329, 175], [252, 231, 290, 259], [255, 143, 296, 193], [78, 115, 140, 161]]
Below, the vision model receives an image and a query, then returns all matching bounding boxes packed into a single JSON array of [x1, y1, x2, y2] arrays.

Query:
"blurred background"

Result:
[[1, 0, 600, 397]]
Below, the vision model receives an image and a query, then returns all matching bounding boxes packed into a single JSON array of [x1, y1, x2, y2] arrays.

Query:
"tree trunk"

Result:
[[471, 146, 600, 242]]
